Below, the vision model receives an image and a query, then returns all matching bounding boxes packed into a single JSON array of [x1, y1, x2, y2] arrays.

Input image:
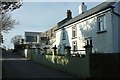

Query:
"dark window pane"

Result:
[[26, 36, 37, 42]]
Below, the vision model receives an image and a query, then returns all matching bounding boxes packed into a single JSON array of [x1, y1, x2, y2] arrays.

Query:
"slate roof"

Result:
[[57, 17, 72, 27], [56, 1, 117, 31]]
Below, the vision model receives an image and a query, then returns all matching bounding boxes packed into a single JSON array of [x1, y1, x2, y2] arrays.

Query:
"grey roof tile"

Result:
[[59, 1, 116, 29]]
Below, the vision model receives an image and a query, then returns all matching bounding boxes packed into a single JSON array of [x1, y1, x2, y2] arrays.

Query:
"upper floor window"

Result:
[[62, 29, 66, 40], [72, 26, 77, 38], [26, 35, 37, 42], [97, 15, 107, 33]]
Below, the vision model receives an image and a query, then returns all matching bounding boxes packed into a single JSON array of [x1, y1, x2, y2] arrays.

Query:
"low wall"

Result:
[[18, 47, 120, 78], [31, 52, 90, 78]]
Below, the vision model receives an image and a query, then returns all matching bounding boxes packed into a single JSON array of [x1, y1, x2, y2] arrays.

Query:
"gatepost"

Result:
[[52, 45, 57, 63], [84, 39, 93, 57], [52, 45, 57, 55], [84, 39, 93, 77]]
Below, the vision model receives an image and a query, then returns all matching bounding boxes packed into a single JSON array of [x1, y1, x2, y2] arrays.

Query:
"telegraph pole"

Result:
[[0, 1, 2, 45], [0, 0, 23, 79], [0, 1, 2, 79]]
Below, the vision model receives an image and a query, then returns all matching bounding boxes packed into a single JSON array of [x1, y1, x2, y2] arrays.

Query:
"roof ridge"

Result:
[[59, 1, 116, 29]]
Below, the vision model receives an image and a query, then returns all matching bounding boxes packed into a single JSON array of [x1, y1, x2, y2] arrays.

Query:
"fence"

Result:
[[70, 50, 86, 57]]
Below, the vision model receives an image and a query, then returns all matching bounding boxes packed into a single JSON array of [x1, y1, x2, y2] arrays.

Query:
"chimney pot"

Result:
[[82, 2, 84, 5], [66, 10, 72, 19], [79, 2, 87, 14]]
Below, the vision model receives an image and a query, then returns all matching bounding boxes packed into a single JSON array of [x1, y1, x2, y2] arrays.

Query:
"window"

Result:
[[72, 41, 77, 51], [62, 29, 66, 40], [26, 36, 37, 42], [72, 26, 77, 38], [85, 37, 92, 45], [63, 43, 66, 50], [97, 15, 107, 32]]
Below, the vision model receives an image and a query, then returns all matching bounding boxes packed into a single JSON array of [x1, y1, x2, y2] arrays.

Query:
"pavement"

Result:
[[2, 51, 75, 79]]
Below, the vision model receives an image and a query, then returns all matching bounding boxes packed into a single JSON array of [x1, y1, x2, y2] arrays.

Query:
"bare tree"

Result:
[[0, 0, 23, 32], [11, 35, 23, 45], [1, 13, 19, 33]]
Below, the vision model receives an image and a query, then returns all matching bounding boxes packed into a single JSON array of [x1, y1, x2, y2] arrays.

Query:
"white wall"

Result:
[[56, 27, 71, 54], [56, 9, 119, 53], [112, 2, 120, 53]]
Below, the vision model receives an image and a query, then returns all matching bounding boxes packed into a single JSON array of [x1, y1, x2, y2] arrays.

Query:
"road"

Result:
[[2, 51, 75, 78]]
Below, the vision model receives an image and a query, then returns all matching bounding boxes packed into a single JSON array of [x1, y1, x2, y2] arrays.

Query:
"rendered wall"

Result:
[[56, 10, 116, 53], [112, 2, 120, 53], [30, 50, 90, 78]]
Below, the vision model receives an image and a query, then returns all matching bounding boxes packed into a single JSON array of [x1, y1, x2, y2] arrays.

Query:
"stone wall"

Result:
[[26, 43, 92, 78], [31, 53, 90, 78]]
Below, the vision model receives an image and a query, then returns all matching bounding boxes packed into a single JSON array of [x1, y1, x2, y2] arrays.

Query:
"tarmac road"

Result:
[[2, 51, 75, 79]]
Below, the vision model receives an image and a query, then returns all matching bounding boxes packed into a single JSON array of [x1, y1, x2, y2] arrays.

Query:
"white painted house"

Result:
[[55, 1, 120, 54]]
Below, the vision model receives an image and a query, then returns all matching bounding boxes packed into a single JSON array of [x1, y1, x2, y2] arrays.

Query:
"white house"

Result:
[[55, 1, 120, 54]]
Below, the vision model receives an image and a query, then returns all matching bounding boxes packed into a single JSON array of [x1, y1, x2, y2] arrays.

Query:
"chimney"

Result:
[[66, 10, 72, 19], [79, 2, 87, 14]]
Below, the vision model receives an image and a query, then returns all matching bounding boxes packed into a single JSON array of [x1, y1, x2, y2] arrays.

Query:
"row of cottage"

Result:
[[24, 1, 120, 54]]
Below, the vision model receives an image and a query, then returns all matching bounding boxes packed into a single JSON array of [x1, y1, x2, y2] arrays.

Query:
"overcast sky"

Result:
[[3, 2, 101, 49]]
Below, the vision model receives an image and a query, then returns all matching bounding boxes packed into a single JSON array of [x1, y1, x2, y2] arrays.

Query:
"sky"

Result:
[[2, 2, 101, 49]]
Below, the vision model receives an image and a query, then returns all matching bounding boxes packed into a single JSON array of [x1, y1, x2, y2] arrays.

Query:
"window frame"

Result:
[[26, 35, 37, 43], [62, 29, 66, 40], [97, 14, 107, 34], [72, 25, 77, 39], [72, 41, 77, 52], [63, 43, 66, 51]]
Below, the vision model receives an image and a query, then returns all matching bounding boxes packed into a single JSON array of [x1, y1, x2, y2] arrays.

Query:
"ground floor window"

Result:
[[72, 41, 77, 51], [58, 44, 66, 54]]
